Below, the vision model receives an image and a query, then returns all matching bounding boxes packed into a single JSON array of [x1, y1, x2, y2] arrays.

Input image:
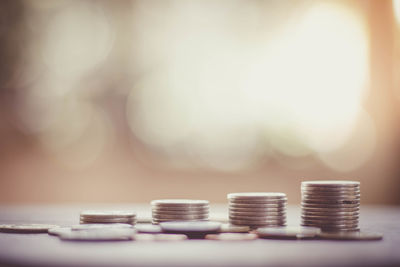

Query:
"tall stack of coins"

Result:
[[151, 199, 209, 224], [228, 193, 287, 228], [80, 211, 137, 225], [301, 181, 360, 232]]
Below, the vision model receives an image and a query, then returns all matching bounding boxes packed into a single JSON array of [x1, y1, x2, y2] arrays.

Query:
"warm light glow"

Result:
[[127, 1, 371, 171], [394, 0, 400, 25]]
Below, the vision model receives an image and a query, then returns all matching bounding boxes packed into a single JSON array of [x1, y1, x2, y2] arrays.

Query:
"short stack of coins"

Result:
[[301, 181, 360, 232], [80, 211, 137, 225], [228, 193, 287, 228], [151, 199, 209, 224]]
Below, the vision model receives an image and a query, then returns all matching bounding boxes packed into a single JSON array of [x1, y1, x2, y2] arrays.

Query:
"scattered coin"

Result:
[[317, 231, 383, 241], [135, 224, 163, 234], [205, 233, 258, 241], [59, 228, 136, 241], [133, 233, 188, 241], [257, 226, 321, 239], [48, 227, 72, 236], [80, 210, 137, 225], [71, 223, 133, 231], [0, 224, 58, 233]]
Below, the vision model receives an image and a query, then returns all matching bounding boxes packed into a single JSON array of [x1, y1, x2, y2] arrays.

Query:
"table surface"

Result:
[[0, 204, 399, 267]]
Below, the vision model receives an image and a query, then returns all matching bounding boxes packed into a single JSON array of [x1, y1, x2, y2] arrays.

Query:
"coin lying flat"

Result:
[[228, 192, 286, 199], [257, 226, 321, 239], [80, 218, 136, 224], [205, 233, 258, 241], [59, 228, 136, 241], [48, 227, 72, 236], [302, 207, 360, 213], [301, 202, 360, 209], [133, 233, 188, 241], [151, 214, 209, 220], [0, 224, 58, 233], [317, 231, 382, 240], [229, 207, 286, 213], [72, 223, 133, 231], [229, 203, 286, 209], [135, 224, 163, 234], [151, 209, 209, 215], [229, 214, 286, 221], [80, 210, 136, 217], [229, 211, 286, 217]]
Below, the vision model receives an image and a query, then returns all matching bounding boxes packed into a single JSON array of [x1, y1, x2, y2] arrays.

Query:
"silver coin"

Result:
[[153, 214, 209, 220], [80, 218, 136, 224], [151, 205, 209, 211], [59, 228, 136, 241], [229, 206, 286, 213], [317, 231, 382, 240], [80, 210, 136, 218], [229, 215, 286, 221], [72, 223, 133, 231], [257, 226, 321, 239], [302, 211, 360, 217], [151, 209, 209, 215], [301, 188, 360, 194], [301, 202, 360, 208], [133, 233, 188, 241], [151, 199, 209, 206], [219, 224, 250, 233], [302, 217, 359, 223], [301, 199, 360, 204], [301, 180, 360, 187], [205, 233, 258, 241], [152, 218, 209, 224], [301, 206, 360, 212], [229, 210, 286, 216], [301, 215, 359, 221], [0, 224, 59, 233], [135, 224, 163, 233], [230, 218, 286, 225], [229, 199, 287, 205], [48, 227, 72, 236], [302, 193, 360, 200], [228, 192, 286, 200], [229, 203, 287, 209], [160, 221, 221, 233], [231, 221, 286, 227], [301, 222, 359, 229]]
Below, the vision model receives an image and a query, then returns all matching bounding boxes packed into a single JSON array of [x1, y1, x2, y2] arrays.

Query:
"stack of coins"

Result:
[[151, 199, 209, 224], [228, 193, 287, 228], [301, 181, 360, 232], [80, 211, 137, 225]]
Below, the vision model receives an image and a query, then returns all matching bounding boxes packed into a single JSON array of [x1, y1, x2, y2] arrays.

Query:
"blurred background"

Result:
[[0, 0, 399, 205]]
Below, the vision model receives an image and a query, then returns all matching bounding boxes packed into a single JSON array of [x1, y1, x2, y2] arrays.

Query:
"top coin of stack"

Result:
[[301, 181, 360, 232], [80, 211, 137, 225], [151, 199, 209, 224], [228, 192, 287, 228]]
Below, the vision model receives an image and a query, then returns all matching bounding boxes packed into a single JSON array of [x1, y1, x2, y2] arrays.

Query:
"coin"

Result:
[[135, 224, 163, 234], [151, 199, 209, 206], [229, 215, 286, 221], [302, 218, 359, 225], [229, 211, 286, 216], [229, 199, 287, 205], [80, 218, 136, 224], [230, 219, 286, 226], [257, 226, 321, 239], [152, 218, 209, 224], [317, 231, 383, 240], [71, 223, 133, 231], [301, 211, 360, 218], [229, 207, 286, 213], [228, 192, 286, 199], [205, 233, 258, 241], [48, 227, 72, 236], [160, 221, 221, 233], [151, 209, 209, 215], [302, 194, 360, 200], [80, 210, 136, 218], [301, 202, 360, 209], [152, 214, 209, 220], [301, 207, 360, 213], [301, 199, 359, 205], [59, 228, 136, 241], [0, 224, 58, 233], [151, 206, 210, 212], [133, 233, 188, 241], [301, 181, 360, 187], [229, 203, 286, 209], [219, 224, 250, 233]]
